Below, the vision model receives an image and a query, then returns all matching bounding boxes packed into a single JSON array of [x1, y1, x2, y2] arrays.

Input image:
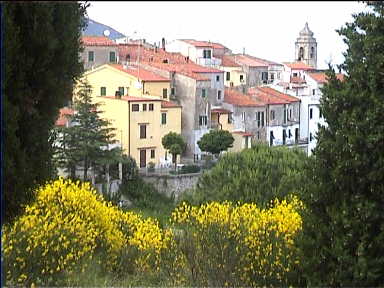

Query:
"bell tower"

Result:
[[295, 22, 317, 68]]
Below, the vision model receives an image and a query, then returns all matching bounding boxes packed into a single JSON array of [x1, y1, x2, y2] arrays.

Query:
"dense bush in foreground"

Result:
[[1, 178, 169, 286]]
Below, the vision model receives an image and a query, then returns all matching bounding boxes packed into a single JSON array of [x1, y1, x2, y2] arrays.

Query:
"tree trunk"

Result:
[[83, 157, 88, 181], [173, 153, 177, 171]]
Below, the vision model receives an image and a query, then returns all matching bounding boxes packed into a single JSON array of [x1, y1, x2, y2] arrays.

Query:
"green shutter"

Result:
[[100, 87, 106, 96], [109, 51, 116, 63]]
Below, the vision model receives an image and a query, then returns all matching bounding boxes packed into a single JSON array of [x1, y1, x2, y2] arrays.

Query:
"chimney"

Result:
[[162, 37, 165, 50]]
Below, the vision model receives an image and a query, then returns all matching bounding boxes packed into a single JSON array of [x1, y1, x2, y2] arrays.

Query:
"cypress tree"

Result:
[[302, 1, 384, 285], [3, 2, 88, 223]]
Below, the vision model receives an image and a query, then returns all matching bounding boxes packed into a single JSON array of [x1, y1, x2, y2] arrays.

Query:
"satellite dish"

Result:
[[103, 29, 110, 37]]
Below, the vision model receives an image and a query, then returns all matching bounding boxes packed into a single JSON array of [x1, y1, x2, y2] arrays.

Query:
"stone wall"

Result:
[[141, 172, 201, 200]]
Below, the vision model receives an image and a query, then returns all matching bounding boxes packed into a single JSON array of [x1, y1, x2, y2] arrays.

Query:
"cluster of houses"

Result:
[[56, 22, 343, 169]]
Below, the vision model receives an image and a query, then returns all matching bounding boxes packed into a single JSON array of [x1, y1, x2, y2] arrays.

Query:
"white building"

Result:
[[165, 39, 231, 68]]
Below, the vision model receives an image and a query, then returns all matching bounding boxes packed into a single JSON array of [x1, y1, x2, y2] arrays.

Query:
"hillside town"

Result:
[[56, 21, 344, 169]]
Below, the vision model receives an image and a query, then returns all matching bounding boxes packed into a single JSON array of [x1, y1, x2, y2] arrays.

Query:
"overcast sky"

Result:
[[86, 1, 368, 69]]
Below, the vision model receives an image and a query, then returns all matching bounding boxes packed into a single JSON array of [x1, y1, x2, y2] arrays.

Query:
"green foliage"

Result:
[[301, 2, 384, 286], [162, 132, 186, 169], [169, 165, 201, 175], [119, 178, 175, 225], [197, 129, 234, 156], [3, 2, 88, 223], [54, 80, 122, 181], [191, 144, 308, 206]]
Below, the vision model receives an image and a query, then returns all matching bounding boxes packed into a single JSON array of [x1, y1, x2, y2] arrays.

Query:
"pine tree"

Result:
[[197, 129, 234, 157], [3, 2, 88, 223], [301, 2, 384, 286], [54, 80, 122, 181]]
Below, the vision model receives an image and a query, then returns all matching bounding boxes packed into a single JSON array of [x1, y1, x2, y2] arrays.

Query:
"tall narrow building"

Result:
[[295, 22, 317, 68]]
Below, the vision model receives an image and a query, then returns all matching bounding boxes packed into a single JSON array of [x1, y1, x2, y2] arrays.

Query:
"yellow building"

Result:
[[220, 55, 247, 87], [75, 63, 182, 168], [82, 63, 172, 100]]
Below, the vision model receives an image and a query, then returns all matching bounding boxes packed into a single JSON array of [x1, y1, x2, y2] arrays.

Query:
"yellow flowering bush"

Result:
[[1, 178, 167, 286], [170, 196, 305, 286]]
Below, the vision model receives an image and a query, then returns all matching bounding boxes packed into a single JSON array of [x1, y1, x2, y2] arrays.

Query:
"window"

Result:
[[257, 112, 261, 127], [299, 47, 304, 60], [277, 72, 281, 79], [270, 73, 275, 80], [161, 112, 167, 125], [289, 109, 292, 120], [151, 149, 155, 159], [241, 112, 246, 122], [100, 87, 106, 96], [143, 104, 147, 111], [109, 51, 116, 63], [217, 90, 222, 100], [163, 88, 168, 99], [310, 47, 315, 59], [132, 104, 139, 111], [199, 115, 208, 126], [149, 103, 154, 111], [88, 51, 94, 62], [284, 108, 287, 124], [310, 108, 313, 119], [140, 125, 147, 139], [216, 75, 220, 82], [118, 86, 124, 96], [261, 112, 264, 127], [126, 54, 130, 62], [171, 87, 175, 96], [312, 89, 316, 95], [226, 72, 230, 81], [257, 131, 260, 139], [163, 59, 169, 63], [270, 110, 275, 120], [203, 49, 211, 59], [293, 72, 298, 77], [228, 113, 233, 124], [202, 89, 206, 98], [240, 74, 244, 82], [310, 132, 313, 142], [261, 72, 268, 81], [319, 108, 323, 118]]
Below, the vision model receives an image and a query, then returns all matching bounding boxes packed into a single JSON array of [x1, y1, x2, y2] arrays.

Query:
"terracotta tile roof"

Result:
[[55, 107, 74, 126], [161, 101, 181, 108], [308, 72, 344, 83], [81, 36, 117, 46], [101, 95, 163, 102], [109, 64, 170, 82], [211, 108, 231, 114], [180, 39, 227, 49], [221, 55, 241, 67], [232, 131, 253, 137], [248, 87, 300, 105], [283, 61, 313, 70], [142, 62, 222, 81], [232, 54, 269, 67], [224, 88, 265, 107], [118, 44, 189, 65]]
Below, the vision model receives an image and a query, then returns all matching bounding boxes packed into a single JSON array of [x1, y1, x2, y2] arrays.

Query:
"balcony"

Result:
[[197, 57, 222, 67]]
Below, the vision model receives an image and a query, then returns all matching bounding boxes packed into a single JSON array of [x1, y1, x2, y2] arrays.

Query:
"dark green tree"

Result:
[[162, 132, 186, 170], [54, 80, 122, 181], [191, 144, 308, 206], [3, 2, 88, 223], [301, 2, 384, 286], [197, 129, 234, 157]]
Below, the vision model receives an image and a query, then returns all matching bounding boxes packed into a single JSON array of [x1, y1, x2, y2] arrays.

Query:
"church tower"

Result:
[[295, 22, 317, 68]]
